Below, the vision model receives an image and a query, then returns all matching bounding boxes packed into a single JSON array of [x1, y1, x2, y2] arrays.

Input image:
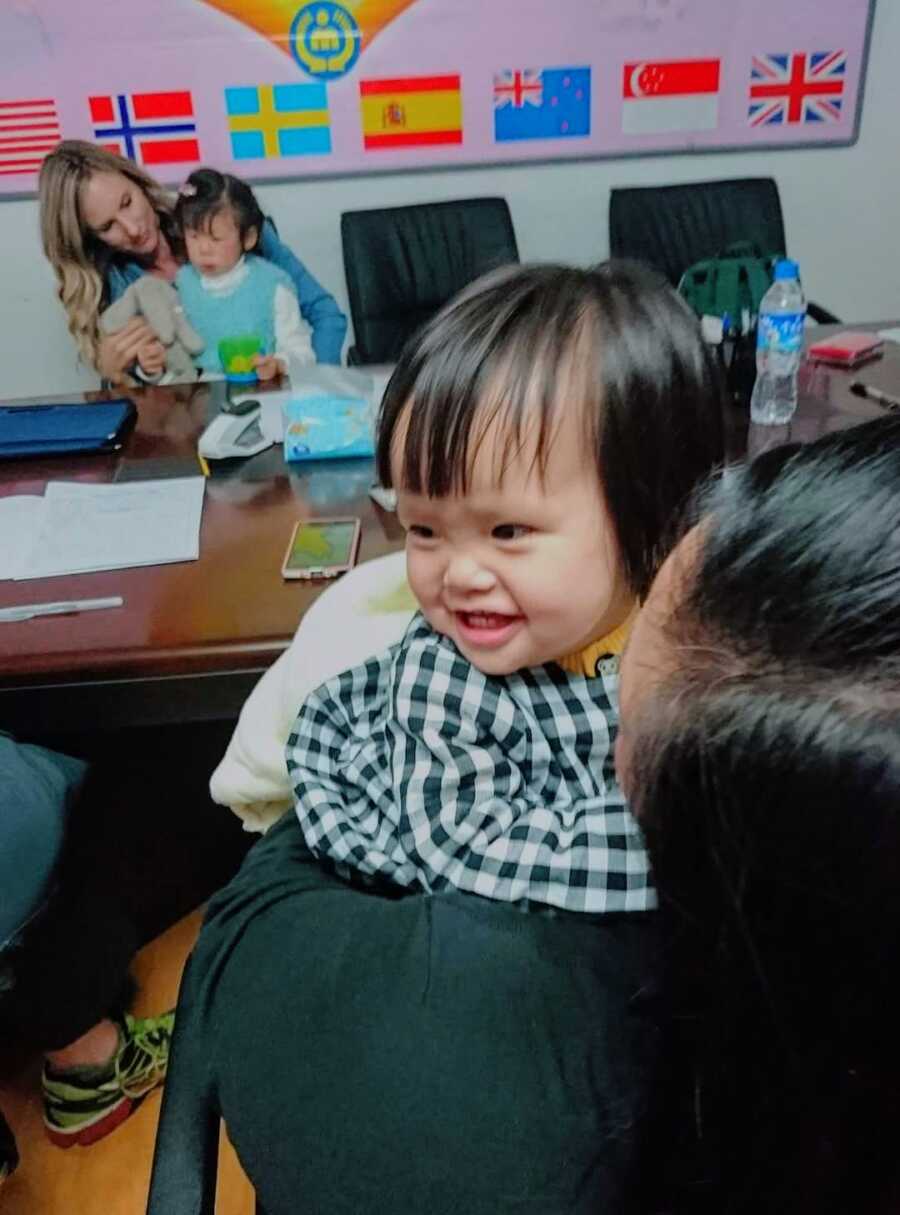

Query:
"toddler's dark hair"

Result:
[[376, 260, 726, 600], [173, 167, 265, 252]]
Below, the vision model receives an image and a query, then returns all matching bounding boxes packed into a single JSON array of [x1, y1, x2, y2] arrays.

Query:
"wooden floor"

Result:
[[0, 908, 255, 1214]]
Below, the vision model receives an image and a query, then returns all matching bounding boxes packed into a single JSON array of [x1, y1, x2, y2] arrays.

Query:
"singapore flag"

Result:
[[622, 59, 720, 134]]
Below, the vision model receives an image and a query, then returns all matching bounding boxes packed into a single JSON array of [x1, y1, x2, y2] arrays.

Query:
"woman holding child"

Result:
[[148, 260, 726, 1215], [38, 141, 347, 383], [149, 261, 900, 1211]]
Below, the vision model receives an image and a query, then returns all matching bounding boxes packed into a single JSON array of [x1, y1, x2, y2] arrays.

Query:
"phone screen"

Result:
[[285, 520, 358, 572]]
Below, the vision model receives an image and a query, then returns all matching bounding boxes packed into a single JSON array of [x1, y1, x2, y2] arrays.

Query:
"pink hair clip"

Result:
[[178, 182, 197, 197]]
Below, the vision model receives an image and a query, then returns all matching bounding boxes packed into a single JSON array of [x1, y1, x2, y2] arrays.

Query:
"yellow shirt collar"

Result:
[[555, 607, 637, 677]]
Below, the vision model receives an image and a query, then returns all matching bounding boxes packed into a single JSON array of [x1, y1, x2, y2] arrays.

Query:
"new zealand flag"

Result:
[[494, 67, 591, 142]]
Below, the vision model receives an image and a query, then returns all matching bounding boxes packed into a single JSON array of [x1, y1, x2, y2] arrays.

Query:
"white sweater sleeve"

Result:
[[273, 283, 315, 368], [209, 551, 414, 832]]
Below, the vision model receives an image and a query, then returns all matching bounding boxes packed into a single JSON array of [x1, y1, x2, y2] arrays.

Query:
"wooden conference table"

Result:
[[722, 320, 900, 461], [0, 376, 404, 733], [1, 324, 897, 734]]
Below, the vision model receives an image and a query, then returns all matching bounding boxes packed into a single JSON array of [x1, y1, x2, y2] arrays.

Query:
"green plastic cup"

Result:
[[218, 335, 263, 383]]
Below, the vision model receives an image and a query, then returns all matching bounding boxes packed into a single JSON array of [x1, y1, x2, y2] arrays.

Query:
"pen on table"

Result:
[[197, 452, 211, 478], [0, 596, 125, 624], [850, 381, 900, 412]]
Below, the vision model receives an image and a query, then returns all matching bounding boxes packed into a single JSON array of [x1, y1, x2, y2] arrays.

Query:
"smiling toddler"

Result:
[[286, 261, 725, 912]]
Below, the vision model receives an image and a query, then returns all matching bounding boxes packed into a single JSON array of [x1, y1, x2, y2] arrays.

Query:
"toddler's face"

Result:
[[184, 208, 253, 277], [394, 407, 632, 676]]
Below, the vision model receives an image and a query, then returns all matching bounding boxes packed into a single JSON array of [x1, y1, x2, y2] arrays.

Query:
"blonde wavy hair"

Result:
[[38, 141, 175, 370]]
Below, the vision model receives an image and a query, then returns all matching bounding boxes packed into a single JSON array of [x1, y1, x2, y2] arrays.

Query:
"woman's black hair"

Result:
[[375, 260, 726, 600], [173, 167, 265, 251], [629, 416, 900, 1213]]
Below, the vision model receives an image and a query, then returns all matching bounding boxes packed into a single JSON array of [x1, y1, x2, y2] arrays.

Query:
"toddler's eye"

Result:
[[492, 523, 530, 541]]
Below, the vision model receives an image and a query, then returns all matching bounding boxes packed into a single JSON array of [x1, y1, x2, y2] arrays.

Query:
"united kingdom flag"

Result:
[[748, 51, 846, 126]]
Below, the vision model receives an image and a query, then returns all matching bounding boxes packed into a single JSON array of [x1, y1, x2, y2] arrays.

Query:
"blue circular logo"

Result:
[[289, 2, 361, 80]]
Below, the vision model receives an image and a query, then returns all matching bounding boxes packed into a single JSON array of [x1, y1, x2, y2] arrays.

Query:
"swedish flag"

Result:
[[225, 83, 331, 158]]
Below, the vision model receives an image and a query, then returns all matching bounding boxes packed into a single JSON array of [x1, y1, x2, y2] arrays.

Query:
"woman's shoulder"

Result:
[[249, 253, 295, 293], [256, 222, 316, 290], [257, 218, 294, 260]]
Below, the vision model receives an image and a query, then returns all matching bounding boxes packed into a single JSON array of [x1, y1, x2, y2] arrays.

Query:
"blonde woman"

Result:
[[39, 141, 347, 384]]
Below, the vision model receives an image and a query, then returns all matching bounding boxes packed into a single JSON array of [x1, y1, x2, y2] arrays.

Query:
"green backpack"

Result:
[[678, 241, 782, 334]]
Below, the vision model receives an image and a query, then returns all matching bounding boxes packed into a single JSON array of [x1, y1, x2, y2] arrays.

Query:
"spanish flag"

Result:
[[359, 74, 462, 149]]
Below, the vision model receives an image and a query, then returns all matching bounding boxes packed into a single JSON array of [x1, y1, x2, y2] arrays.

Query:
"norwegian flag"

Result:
[[0, 97, 61, 176], [89, 91, 200, 165], [748, 51, 846, 126]]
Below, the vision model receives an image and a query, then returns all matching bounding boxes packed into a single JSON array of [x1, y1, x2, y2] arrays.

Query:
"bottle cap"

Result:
[[774, 258, 799, 280]]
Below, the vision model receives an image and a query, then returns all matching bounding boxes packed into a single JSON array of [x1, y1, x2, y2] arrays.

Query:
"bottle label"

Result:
[[757, 312, 804, 354]]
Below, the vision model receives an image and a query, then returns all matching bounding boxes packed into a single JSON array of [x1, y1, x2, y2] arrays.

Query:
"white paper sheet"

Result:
[[15, 476, 206, 580], [877, 327, 900, 345], [0, 495, 43, 580]]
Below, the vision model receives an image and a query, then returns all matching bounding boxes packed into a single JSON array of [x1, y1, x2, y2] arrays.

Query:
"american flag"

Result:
[[0, 97, 61, 177], [749, 51, 846, 126], [493, 69, 543, 109], [89, 91, 200, 165]]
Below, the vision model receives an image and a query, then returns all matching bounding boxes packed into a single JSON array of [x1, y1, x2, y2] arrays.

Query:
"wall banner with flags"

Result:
[[0, 0, 875, 197]]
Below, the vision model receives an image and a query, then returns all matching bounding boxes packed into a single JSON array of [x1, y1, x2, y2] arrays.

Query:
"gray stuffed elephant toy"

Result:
[[100, 277, 204, 383]]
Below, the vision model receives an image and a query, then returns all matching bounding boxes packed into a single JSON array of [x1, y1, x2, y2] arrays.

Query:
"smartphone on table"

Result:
[[281, 517, 361, 580]]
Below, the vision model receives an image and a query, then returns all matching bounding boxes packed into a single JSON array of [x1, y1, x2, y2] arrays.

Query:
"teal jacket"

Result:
[[105, 220, 347, 365]]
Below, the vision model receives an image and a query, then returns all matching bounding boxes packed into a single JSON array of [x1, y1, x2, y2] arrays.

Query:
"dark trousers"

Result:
[[0, 734, 135, 1053], [0, 888, 138, 1053], [149, 812, 661, 1215], [0, 721, 254, 1054]]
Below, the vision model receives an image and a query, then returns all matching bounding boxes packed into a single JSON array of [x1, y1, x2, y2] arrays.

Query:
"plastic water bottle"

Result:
[[749, 259, 806, 425]]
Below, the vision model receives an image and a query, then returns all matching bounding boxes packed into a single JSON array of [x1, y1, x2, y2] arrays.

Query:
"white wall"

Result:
[[3, 1, 898, 400]]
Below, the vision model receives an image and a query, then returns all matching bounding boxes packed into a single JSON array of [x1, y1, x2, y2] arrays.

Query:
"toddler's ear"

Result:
[[242, 225, 259, 253]]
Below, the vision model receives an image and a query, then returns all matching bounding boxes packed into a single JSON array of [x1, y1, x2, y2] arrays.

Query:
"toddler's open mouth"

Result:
[[455, 611, 523, 648]]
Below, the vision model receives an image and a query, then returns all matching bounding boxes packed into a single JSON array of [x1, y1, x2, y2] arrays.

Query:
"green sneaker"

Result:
[[42, 1011, 174, 1149]]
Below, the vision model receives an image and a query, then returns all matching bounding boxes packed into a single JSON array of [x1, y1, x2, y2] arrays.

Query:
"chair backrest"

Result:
[[608, 178, 787, 287], [341, 197, 519, 364]]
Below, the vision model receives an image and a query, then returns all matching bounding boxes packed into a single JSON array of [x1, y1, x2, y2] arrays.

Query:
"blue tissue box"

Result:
[[283, 395, 375, 462]]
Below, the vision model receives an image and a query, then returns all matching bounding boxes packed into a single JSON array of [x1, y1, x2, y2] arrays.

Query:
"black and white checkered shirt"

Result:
[[286, 614, 655, 913]]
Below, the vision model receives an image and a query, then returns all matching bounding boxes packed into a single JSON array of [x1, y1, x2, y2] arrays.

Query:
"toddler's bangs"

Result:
[[380, 303, 598, 497], [180, 200, 227, 234]]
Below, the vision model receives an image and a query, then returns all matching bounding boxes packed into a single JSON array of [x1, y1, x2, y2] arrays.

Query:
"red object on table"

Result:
[[807, 331, 885, 367]]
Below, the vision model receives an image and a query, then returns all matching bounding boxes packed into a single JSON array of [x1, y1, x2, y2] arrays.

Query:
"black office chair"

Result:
[[341, 198, 520, 364], [609, 178, 839, 323]]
